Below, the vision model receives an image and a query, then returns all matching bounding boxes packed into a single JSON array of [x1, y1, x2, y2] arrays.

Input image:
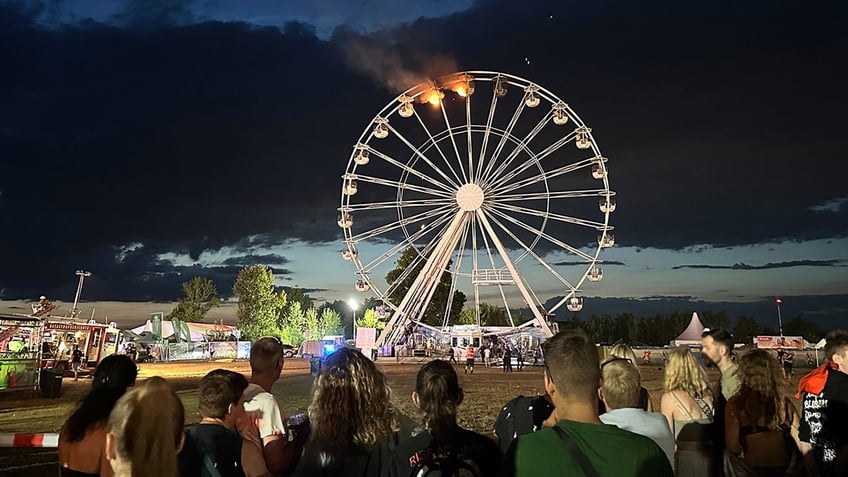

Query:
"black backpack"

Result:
[[492, 394, 555, 454], [409, 452, 482, 477]]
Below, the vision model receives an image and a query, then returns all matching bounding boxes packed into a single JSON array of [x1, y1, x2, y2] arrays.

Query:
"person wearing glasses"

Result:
[[239, 337, 306, 477], [501, 330, 673, 477], [599, 357, 675, 467]]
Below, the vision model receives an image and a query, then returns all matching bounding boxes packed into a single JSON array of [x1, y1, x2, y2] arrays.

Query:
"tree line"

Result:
[[557, 310, 822, 346], [168, 260, 823, 347]]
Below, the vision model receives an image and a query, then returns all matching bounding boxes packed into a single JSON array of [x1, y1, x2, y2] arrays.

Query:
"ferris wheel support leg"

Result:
[[375, 211, 470, 348], [475, 211, 555, 338]]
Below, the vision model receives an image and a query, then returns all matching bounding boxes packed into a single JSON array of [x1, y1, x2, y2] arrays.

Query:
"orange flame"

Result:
[[426, 90, 443, 105], [456, 85, 467, 97]]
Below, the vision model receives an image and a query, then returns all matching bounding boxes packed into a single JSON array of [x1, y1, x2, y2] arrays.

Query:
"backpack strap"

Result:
[[188, 426, 224, 477], [692, 395, 714, 423], [550, 426, 600, 477]]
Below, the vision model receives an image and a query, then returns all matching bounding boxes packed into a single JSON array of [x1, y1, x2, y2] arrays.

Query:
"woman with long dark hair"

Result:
[[390, 359, 501, 477], [725, 349, 802, 476], [293, 347, 408, 477], [58, 354, 138, 477]]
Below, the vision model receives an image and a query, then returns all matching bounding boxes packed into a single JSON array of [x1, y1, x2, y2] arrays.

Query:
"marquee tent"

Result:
[[670, 312, 706, 348], [129, 320, 235, 343]]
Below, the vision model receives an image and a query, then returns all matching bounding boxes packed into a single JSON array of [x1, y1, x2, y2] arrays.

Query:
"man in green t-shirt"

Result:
[[501, 330, 673, 477]]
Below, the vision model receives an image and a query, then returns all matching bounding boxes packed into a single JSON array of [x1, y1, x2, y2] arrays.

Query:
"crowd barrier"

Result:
[[0, 432, 59, 447]]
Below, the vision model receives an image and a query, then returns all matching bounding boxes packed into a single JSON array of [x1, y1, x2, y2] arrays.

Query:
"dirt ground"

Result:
[[0, 358, 806, 477]]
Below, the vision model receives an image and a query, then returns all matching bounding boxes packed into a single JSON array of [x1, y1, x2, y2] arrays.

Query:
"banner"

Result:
[[756, 335, 804, 350], [0, 359, 39, 391]]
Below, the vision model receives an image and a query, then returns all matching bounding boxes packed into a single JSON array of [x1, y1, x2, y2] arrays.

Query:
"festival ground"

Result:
[[0, 358, 806, 476]]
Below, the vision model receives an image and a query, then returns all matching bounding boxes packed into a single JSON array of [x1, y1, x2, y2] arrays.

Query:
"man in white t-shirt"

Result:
[[239, 337, 306, 477], [599, 358, 675, 467]]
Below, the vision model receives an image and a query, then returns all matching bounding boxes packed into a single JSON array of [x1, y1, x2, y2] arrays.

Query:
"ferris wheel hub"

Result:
[[455, 183, 485, 211]]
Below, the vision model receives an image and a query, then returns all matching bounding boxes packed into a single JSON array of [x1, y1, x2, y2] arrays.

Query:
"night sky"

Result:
[[1, 0, 846, 328]]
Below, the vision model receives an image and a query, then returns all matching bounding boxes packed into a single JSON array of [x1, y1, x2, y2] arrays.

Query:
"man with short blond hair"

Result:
[[239, 337, 306, 477], [599, 358, 675, 467]]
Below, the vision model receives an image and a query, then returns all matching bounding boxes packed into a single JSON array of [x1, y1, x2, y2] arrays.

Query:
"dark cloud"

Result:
[[672, 259, 848, 271], [553, 260, 626, 267], [1, 0, 846, 300], [221, 254, 290, 266]]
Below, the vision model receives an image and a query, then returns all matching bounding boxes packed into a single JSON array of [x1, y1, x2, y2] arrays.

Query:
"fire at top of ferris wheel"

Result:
[[336, 71, 615, 347]]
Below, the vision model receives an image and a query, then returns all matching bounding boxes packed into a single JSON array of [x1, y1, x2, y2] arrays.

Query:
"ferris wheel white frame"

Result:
[[338, 71, 615, 347]]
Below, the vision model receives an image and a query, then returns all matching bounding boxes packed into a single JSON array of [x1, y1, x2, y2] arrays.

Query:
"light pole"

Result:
[[348, 298, 359, 342], [71, 270, 92, 318], [775, 296, 784, 336]]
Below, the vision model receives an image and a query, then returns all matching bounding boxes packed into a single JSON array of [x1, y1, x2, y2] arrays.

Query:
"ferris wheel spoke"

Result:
[[487, 207, 596, 262], [485, 211, 577, 290], [481, 112, 551, 188], [413, 111, 464, 188], [492, 202, 607, 229], [442, 217, 471, 329], [357, 212, 456, 274], [494, 159, 596, 195], [439, 103, 469, 183], [465, 95, 474, 182], [474, 91, 501, 184], [348, 174, 453, 199], [479, 97, 526, 186], [368, 146, 455, 193], [349, 205, 454, 243], [488, 130, 577, 191], [387, 123, 462, 190], [381, 211, 459, 297], [344, 197, 453, 212], [493, 189, 609, 202]]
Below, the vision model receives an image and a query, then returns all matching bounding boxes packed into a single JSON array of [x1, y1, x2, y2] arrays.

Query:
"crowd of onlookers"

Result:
[[54, 328, 848, 477]]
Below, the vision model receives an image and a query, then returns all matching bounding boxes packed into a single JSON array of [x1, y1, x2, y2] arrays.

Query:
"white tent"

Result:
[[130, 320, 235, 342], [670, 312, 706, 348]]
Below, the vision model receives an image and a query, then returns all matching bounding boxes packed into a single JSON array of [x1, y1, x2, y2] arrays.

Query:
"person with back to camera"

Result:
[[58, 354, 138, 477], [238, 336, 307, 477], [293, 347, 415, 477], [796, 330, 848, 477], [724, 349, 804, 476], [72, 344, 84, 381], [598, 343, 655, 414], [105, 376, 185, 477], [389, 359, 501, 477], [661, 346, 718, 477], [501, 329, 673, 477], [179, 369, 250, 477], [465, 345, 475, 374], [599, 357, 676, 468]]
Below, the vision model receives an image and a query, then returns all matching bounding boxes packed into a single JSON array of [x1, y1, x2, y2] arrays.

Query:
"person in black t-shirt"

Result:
[[798, 331, 848, 477], [390, 359, 501, 477], [294, 347, 409, 477], [179, 369, 250, 477]]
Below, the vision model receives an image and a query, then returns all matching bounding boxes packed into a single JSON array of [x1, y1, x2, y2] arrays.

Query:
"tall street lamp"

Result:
[[71, 270, 92, 318], [349, 298, 359, 342], [775, 296, 784, 336]]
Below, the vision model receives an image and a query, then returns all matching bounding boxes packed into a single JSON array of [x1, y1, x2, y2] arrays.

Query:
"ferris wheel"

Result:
[[338, 71, 615, 347]]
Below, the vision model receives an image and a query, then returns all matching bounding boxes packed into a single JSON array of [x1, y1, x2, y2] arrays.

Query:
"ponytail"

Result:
[[108, 377, 185, 477], [415, 360, 461, 438]]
